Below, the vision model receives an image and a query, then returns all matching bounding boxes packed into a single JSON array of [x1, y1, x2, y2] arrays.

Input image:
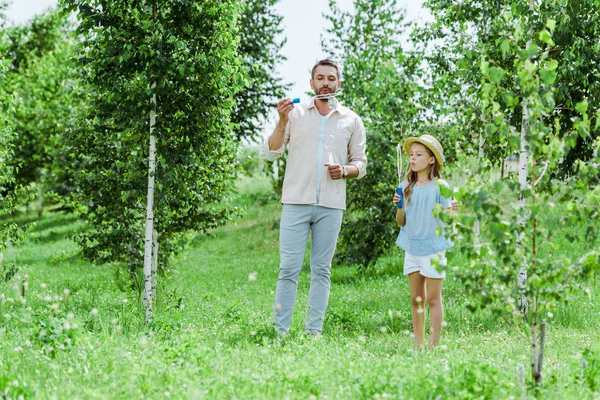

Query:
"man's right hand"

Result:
[[268, 98, 293, 151], [277, 98, 295, 123]]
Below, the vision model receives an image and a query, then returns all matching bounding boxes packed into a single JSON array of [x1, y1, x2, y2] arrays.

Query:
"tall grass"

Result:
[[1, 176, 599, 398]]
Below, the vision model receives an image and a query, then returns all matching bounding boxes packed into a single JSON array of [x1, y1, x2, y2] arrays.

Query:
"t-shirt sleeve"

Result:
[[437, 180, 452, 208]]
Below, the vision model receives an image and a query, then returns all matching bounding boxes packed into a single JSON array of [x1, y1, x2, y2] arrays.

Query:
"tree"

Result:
[[234, 0, 289, 143], [322, 0, 424, 270], [441, 6, 600, 386], [407, 0, 600, 385], [418, 0, 600, 173], [0, 6, 35, 255], [3, 10, 75, 215], [63, 0, 247, 320]]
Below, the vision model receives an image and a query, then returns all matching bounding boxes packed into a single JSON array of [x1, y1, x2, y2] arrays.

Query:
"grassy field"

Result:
[[1, 176, 600, 399]]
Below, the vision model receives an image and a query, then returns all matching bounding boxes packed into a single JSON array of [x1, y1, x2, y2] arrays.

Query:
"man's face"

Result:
[[310, 65, 341, 98]]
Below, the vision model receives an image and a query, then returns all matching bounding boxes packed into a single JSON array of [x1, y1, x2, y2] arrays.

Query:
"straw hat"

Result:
[[404, 134, 445, 169]]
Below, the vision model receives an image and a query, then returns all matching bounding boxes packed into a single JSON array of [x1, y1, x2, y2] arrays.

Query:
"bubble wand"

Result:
[[396, 141, 404, 208], [292, 92, 342, 108]]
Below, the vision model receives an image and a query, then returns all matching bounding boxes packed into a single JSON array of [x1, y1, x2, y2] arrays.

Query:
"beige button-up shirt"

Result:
[[263, 98, 367, 210]]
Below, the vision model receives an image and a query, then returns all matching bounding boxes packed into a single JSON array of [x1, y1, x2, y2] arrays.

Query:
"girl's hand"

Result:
[[393, 191, 401, 205], [451, 200, 458, 214]]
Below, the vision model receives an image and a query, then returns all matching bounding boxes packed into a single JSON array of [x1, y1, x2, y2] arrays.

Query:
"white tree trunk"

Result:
[[143, 87, 157, 323], [517, 105, 529, 317], [517, 0, 535, 319], [151, 229, 158, 303]]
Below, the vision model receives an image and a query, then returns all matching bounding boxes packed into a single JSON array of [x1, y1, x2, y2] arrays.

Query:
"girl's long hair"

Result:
[[403, 146, 442, 206]]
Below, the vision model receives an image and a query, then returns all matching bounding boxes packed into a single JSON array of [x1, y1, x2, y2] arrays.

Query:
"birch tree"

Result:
[[445, 10, 600, 385], [515, 0, 535, 318], [63, 0, 246, 321]]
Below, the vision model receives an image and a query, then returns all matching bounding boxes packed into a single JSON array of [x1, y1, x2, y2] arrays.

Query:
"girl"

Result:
[[393, 134, 456, 348]]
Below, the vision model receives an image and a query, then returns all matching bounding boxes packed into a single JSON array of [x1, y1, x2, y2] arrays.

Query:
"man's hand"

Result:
[[277, 98, 295, 124], [324, 163, 344, 180], [269, 98, 294, 151]]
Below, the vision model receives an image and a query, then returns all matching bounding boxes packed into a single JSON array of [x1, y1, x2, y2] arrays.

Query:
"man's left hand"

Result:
[[324, 163, 344, 180]]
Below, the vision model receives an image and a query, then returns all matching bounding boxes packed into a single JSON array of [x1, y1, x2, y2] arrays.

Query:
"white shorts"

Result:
[[403, 251, 447, 279]]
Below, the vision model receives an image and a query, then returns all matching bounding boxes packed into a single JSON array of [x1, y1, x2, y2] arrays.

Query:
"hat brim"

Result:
[[404, 137, 444, 169]]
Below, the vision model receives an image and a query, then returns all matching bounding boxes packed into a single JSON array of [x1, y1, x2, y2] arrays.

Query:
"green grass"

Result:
[[1, 176, 600, 399]]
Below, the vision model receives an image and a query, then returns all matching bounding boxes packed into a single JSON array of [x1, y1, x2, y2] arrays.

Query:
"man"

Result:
[[263, 59, 367, 335]]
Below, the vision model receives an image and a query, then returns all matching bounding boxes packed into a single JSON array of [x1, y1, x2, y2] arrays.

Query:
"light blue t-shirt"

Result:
[[395, 179, 453, 256]]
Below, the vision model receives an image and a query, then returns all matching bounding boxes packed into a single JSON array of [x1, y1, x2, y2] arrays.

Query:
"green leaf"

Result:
[[500, 39, 511, 54], [526, 44, 539, 58], [489, 67, 505, 84], [545, 59, 558, 71], [540, 69, 556, 85], [538, 29, 553, 45], [575, 99, 588, 114]]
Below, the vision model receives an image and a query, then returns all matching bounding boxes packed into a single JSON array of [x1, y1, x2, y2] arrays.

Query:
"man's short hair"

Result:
[[311, 59, 341, 80]]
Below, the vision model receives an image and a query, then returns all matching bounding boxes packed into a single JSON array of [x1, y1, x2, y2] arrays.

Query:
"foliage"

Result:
[[579, 346, 600, 392], [0, 12, 35, 251], [322, 0, 423, 270], [4, 11, 77, 199], [417, 0, 600, 173], [233, 0, 289, 143], [62, 0, 247, 271], [237, 145, 266, 177], [0, 263, 20, 282], [441, 13, 600, 383], [3, 6, 66, 70]]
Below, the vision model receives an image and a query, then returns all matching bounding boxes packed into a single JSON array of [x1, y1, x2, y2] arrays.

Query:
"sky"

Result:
[[4, 0, 431, 137]]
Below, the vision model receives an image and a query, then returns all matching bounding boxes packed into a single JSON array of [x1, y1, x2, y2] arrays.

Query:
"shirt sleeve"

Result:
[[262, 120, 290, 162], [348, 115, 367, 179]]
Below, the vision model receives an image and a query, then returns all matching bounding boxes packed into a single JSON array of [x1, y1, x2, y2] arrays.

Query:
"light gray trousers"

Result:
[[274, 204, 344, 334]]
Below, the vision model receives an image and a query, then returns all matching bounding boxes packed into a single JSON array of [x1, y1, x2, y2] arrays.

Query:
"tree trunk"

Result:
[[531, 297, 539, 380], [517, 107, 529, 317], [151, 228, 158, 303], [531, 297, 546, 385], [143, 85, 157, 324], [517, 0, 535, 318]]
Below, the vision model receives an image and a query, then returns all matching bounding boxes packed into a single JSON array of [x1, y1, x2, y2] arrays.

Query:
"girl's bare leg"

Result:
[[426, 278, 444, 347], [408, 272, 426, 347]]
